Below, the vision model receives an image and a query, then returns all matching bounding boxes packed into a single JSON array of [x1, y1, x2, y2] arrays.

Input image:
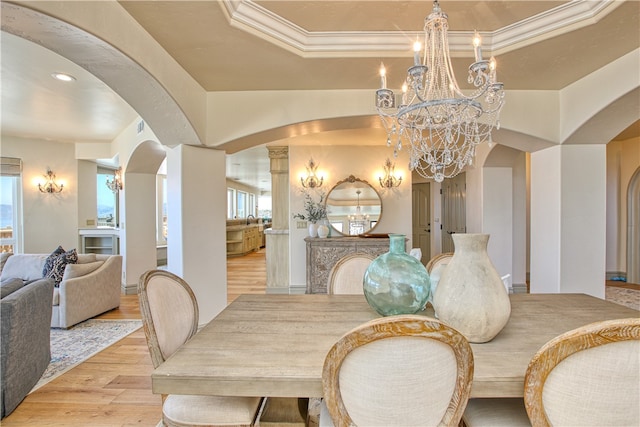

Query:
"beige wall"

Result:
[[2, 136, 78, 253], [288, 144, 413, 290]]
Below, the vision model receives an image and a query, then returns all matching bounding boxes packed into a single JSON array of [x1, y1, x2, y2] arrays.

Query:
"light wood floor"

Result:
[[3, 249, 637, 426], [1, 249, 267, 426]]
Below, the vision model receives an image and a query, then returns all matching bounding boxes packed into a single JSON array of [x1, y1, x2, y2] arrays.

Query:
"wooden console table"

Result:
[[305, 236, 390, 293]]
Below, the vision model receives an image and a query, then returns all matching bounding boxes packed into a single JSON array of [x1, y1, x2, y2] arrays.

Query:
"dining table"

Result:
[[151, 293, 639, 399]]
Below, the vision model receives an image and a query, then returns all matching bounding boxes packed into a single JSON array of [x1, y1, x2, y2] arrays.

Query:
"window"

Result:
[[227, 188, 236, 219], [237, 191, 248, 219], [97, 167, 119, 227], [227, 187, 257, 219], [157, 175, 167, 243], [0, 158, 23, 253]]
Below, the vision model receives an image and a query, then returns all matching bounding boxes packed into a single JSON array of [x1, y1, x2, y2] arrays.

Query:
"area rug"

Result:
[[32, 319, 142, 391], [606, 286, 640, 311]]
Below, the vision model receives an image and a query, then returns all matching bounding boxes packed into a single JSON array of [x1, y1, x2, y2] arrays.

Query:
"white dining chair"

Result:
[[138, 270, 264, 427], [463, 317, 640, 427], [326, 252, 374, 295], [321, 315, 474, 427]]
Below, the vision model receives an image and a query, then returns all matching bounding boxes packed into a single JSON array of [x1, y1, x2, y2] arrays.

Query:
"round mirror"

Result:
[[325, 175, 382, 236]]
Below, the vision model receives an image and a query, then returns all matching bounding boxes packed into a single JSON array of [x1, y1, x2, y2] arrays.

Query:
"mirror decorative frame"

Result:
[[325, 175, 383, 236]]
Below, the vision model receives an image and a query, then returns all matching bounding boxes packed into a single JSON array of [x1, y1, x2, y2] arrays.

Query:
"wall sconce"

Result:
[[38, 168, 64, 193], [106, 167, 124, 193], [379, 158, 402, 189], [300, 158, 324, 189]]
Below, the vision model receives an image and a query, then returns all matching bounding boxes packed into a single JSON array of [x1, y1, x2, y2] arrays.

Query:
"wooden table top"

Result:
[[151, 293, 639, 399]]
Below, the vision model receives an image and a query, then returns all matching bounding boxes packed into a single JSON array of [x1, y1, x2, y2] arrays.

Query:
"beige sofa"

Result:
[[0, 253, 122, 328]]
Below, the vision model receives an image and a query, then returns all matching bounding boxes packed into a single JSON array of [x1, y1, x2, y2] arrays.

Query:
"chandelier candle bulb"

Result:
[[473, 31, 482, 62], [379, 64, 387, 89], [413, 41, 421, 66]]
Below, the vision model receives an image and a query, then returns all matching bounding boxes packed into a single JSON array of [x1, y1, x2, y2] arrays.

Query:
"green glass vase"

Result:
[[363, 234, 431, 316]]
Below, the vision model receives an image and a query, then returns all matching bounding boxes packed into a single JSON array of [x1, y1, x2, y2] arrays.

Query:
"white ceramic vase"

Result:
[[432, 233, 511, 343], [308, 222, 318, 238], [317, 224, 329, 238]]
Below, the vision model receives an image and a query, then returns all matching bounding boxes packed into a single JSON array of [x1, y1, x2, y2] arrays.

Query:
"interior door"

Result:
[[441, 173, 466, 253], [412, 183, 431, 264]]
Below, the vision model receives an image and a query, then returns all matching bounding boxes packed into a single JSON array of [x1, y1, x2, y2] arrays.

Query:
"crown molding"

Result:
[[220, 0, 620, 58]]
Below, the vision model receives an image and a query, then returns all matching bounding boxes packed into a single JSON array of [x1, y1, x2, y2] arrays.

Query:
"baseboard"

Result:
[[122, 282, 137, 295], [606, 271, 626, 281], [512, 283, 528, 294], [265, 285, 307, 295]]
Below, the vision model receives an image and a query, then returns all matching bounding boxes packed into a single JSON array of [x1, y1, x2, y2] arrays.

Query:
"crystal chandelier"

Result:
[[348, 190, 369, 222], [106, 167, 124, 193], [375, 0, 505, 182]]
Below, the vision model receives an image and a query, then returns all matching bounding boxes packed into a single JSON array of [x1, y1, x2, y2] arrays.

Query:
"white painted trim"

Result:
[[220, 0, 619, 58]]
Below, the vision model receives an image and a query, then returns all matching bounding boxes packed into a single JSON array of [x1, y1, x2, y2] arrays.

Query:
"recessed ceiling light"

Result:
[[51, 72, 76, 82]]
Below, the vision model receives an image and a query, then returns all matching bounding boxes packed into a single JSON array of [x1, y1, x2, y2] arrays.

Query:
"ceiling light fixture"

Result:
[[51, 72, 76, 82], [105, 167, 124, 193], [38, 168, 64, 193], [300, 158, 324, 189], [379, 158, 403, 189], [349, 190, 369, 222], [375, 0, 505, 182]]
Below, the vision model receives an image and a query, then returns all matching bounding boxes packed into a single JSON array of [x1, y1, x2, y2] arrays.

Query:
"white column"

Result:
[[530, 145, 606, 297], [167, 145, 227, 324], [122, 172, 157, 294]]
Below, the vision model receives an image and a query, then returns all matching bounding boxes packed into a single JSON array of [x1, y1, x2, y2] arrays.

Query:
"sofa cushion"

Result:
[[52, 287, 59, 306], [77, 253, 97, 264], [0, 254, 49, 282], [1, 278, 24, 299], [44, 248, 78, 286], [62, 260, 104, 281]]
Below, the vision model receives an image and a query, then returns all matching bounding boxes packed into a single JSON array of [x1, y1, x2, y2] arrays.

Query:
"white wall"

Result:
[[77, 160, 97, 228], [531, 145, 607, 297], [483, 168, 513, 279], [288, 145, 413, 289], [2, 136, 78, 253]]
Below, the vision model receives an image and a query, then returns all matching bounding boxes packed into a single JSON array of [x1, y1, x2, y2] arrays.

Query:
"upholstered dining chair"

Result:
[[463, 317, 640, 427], [138, 270, 264, 427], [425, 252, 453, 275], [326, 252, 374, 295], [320, 315, 474, 427]]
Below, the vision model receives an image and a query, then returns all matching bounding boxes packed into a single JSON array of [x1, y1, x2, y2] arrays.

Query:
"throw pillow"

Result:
[[44, 248, 78, 286], [42, 246, 65, 278]]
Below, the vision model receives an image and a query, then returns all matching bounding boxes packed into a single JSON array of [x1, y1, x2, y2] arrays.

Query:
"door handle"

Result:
[[447, 230, 455, 235], [425, 229, 430, 233]]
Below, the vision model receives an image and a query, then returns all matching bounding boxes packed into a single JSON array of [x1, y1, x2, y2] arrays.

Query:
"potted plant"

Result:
[[293, 191, 327, 237]]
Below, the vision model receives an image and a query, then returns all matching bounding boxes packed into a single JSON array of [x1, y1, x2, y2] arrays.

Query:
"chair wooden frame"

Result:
[[139, 270, 264, 427], [524, 317, 640, 427], [138, 269, 199, 368], [327, 252, 375, 295], [426, 252, 453, 274], [322, 315, 474, 427]]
